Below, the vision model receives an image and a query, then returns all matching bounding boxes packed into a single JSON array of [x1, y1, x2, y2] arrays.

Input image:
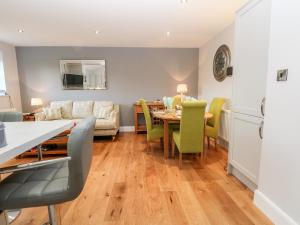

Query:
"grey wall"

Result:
[[16, 47, 199, 126]]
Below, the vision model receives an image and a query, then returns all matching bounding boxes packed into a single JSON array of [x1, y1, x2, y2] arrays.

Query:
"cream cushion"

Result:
[[95, 119, 117, 130], [93, 101, 114, 119], [35, 111, 46, 121], [43, 107, 62, 120], [50, 101, 73, 119], [97, 108, 111, 119], [72, 101, 94, 118]]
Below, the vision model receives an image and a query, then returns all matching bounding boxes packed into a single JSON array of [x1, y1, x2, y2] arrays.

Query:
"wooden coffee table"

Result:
[[20, 122, 76, 157]]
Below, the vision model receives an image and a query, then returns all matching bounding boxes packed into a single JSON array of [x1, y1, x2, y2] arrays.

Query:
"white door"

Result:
[[229, 112, 263, 184], [232, 0, 271, 117]]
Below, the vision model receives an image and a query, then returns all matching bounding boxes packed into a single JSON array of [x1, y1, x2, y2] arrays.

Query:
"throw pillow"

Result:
[[43, 107, 62, 120], [98, 108, 111, 119], [93, 101, 114, 118], [72, 101, 94, 118], [50, 101, 73, 119]]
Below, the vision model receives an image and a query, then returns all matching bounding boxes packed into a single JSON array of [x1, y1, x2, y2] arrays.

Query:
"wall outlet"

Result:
[[277, 69, 288, 81]]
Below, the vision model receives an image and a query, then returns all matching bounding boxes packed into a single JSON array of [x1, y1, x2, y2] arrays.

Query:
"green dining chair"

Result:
[[172, 95, 182, 109], [205, 97, 226, 151], [140, 99, 164, 152], [172, 101, 207, 169], [168, 95, 182, 135]]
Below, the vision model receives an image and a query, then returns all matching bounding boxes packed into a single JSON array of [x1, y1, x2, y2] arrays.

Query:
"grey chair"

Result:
[[0, 112, 23, 122], [0, 116, 96, 225]]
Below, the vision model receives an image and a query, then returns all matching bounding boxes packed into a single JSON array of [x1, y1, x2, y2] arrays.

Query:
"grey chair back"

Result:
[[67, 116, 96, 197], [0, 112, 23, 122]]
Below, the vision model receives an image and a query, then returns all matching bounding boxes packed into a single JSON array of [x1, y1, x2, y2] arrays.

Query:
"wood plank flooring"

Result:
[[5, 132, 272, 225]]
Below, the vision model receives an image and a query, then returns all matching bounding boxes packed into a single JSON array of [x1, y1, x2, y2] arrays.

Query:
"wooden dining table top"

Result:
[[152, 110, 213, 121]]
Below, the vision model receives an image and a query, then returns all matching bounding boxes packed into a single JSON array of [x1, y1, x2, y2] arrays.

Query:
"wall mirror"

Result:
[[60, 60, 107, 90]]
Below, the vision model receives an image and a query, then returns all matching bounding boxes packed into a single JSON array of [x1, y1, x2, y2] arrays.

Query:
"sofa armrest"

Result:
[[34, 111, 46, 121], [109, 105, 120, 129]]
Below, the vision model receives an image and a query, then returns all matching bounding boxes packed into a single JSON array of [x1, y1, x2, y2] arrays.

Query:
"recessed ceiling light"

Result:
[[180, 0, 188, 3], [18, 29, 24, 33], [95, 30, 100, 35], [166, 31, 171, 37]]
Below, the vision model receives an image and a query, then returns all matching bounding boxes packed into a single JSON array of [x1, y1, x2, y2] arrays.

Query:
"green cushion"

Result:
[[148, 124, 164, 141], [205, 125, 216, 138]]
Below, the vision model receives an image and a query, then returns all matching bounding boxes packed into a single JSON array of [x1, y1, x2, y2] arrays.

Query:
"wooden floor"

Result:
[[7, 132, 272, 225]]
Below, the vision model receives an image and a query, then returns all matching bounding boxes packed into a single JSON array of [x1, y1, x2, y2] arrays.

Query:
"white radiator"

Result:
[[218, 109, 231, 149]]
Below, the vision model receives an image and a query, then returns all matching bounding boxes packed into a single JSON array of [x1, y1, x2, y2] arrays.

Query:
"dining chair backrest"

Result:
[[0, 112, 23, 122], [67, 116, 96, 197], [139, 99, 152, 131], [172, 95, 182, 109], [179, 101, 207, 153], [207, 98, 226, 129]]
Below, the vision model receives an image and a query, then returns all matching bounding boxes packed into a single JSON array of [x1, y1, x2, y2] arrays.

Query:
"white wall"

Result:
[[198, 24, 235, 144], [0, 52, 6, 91], [0, 42, 22, 111], [254, 0, 300, 224], [198, 24, 234, 105]]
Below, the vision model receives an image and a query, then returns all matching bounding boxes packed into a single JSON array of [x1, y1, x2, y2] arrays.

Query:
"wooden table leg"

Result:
[[163, 120, 169, 159]]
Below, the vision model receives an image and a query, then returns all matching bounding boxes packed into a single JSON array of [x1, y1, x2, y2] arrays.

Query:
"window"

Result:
[[0, 51, 6, 95]]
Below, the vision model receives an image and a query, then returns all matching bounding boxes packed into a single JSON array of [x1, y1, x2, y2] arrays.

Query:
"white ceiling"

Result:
[[0, 0, 248, 48]]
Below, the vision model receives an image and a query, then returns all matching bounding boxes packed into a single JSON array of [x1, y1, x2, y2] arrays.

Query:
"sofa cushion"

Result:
[[50, 101, 73, 119], [43, 107, 62, 120], [95, 118, 117, 130], [72, 101, 94, 119], [93, 101, 113, 119], [97, 108, 111, 119]]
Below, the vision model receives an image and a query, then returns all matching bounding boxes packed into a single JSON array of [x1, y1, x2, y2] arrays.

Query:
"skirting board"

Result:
[[230, 167, 257, 191], [254, 190, 298, 225], [217, 137, 228, 150], [119, 126, 135, 132]]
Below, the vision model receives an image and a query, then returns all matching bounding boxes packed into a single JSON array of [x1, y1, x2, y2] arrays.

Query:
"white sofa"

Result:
[[35, 100, 119, 138]]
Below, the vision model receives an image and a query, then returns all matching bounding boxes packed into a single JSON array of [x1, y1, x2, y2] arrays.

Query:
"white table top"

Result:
[[0, 120, 73, 164]]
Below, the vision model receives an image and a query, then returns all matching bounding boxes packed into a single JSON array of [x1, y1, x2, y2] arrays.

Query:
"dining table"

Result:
[[152, 110, 213, 159]]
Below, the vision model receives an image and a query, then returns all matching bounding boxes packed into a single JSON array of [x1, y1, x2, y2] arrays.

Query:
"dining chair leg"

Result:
[[214, 138, 217, 151], [200, 151, 205, 168], [160, 138, 164, 149], [207, 136, 210, 149], [172, 139, 175, 158], [179, 153, 183, 169], [147, 142, 151, 152]]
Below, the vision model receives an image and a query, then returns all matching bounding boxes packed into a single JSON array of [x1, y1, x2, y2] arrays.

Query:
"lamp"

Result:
[[177, 84, 188, 101], [31, 98, 43, 113]]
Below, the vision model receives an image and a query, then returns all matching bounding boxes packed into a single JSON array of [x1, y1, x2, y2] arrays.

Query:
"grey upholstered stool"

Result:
[[0, 111, 23, 223], [0, 112, 23, 122], [0, 116, 96, 225]]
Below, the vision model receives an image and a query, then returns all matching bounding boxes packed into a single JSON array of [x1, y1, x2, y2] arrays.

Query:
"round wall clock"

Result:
[[213, 45, 231, 82]]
